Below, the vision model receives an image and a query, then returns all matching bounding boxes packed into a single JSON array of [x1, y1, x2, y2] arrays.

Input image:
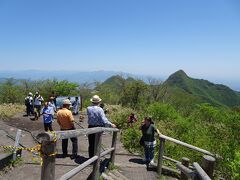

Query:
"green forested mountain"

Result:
[[162, 70, 240, 107], [101, 75, 132, 91], [96, 75, 142, 105], [102, 75, 135, 88], [99, 70, 240, 108]]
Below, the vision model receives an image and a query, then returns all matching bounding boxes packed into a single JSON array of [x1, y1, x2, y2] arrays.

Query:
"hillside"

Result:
[[102, 75, 136, 89], [96, 70, 240, 108], [163, 70, 240, 107]]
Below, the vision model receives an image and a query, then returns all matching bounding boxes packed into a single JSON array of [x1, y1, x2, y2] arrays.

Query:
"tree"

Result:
[[147, 77, 163, 102], [0, 78, 24, 103], [120, 80, 148, 109]]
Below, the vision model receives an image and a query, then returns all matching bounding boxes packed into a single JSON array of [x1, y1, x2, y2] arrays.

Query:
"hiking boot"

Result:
[[146, 163, 150, 170], [70, 154, 78, 159], [62, 154, 68, 158]]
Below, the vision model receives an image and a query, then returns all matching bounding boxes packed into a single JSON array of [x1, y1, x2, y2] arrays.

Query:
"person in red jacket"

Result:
[[127, 113, 138, 128]]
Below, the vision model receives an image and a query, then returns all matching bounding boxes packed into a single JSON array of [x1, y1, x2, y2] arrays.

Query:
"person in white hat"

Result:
[[57, 99, 78, 159], [24, 92, 34, 116], [33, 91, 44, 120], [87, 95, 116, 158]]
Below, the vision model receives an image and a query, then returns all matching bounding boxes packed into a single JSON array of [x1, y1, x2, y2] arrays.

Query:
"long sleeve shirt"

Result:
[[41, 106, 54, 123], [34, 95, 44, 106], [87, 105, 112, 127]]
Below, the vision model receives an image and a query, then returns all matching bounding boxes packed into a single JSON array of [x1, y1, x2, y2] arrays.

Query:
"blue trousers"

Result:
[[144, 145, 155, 164]]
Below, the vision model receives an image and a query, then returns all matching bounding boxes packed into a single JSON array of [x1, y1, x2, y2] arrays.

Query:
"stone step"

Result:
[[108, 172, 119, 179], [102, 169, 130, 180], [102, 172, 114, 180], [111, 169, 129, 180]]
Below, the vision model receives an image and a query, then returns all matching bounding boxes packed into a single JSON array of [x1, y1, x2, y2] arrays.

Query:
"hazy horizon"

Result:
[[0, 69, 239, 91]]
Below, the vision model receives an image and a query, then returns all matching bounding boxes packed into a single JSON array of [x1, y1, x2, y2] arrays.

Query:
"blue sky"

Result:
[[0, 0, 240, 83]]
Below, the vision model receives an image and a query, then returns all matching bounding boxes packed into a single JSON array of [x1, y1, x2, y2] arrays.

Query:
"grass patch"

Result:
[[0, 103, 24, 120], [108, 162, 119, 171]]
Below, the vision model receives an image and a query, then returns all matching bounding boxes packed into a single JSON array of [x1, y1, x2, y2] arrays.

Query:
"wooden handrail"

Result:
[[193, 162, 211, 180], [157, 135, 215, 177], [176, 162, 195, 179], [36, 127, 119, 141], [59, 147, 116, 180], [59, 156, 98, 180], [159, 134, 214, 156], [37, 127, 119, 180], [56, 127, 119, 140]]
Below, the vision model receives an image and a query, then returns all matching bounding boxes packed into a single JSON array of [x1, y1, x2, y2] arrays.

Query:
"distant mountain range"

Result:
[[0, 69, 239, 91], [0, 70, 151, 84], [100, 70, 240, 107], [0, 69, 239, 107]]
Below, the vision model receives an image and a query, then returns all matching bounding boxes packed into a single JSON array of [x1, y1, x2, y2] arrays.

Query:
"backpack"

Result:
[[25, 97, 30, 105]]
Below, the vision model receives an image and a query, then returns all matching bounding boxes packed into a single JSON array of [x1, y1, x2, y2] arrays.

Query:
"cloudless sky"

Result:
[[0, 0, 240, 83]]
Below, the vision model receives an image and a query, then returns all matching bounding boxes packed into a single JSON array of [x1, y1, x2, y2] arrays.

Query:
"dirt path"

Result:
[[0, 112, 173, 180]]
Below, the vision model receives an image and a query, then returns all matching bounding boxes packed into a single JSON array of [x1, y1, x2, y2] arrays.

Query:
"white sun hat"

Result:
[[62, 99, 72, 105], [90, 95, 102, 103]]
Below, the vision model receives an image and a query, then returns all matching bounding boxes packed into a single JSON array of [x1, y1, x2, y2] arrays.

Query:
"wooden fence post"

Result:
[[110, 131, 117, 164], [202, 155, 216, 178], [180, 157, 190, 180], [92, 132, 102, 180], [157, 137, 165, 175], [41, 139, 56, 180], [13, 129, 22, 160]]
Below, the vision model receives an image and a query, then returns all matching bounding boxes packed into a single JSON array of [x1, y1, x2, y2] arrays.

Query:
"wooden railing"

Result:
[[37, 129, 215, 180], [37, 127, 119, 180], [157, 134, 216, 179]]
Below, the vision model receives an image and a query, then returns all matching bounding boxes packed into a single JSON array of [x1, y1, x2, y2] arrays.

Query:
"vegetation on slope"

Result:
[[0, 71, 240, 179], [163, 70, 240, 107]]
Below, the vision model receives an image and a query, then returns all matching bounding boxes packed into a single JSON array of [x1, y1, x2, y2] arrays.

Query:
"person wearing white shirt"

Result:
[[34, 91, 44, 120]]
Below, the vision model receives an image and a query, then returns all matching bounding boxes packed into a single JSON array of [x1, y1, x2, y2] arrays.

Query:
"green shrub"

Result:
[[229, 151, 240, 179], [108, 105, 139, 129], [121, 127, 142, 154]]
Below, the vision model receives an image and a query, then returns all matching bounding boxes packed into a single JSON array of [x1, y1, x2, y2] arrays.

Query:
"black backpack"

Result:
[[25, 97, 30, 105]]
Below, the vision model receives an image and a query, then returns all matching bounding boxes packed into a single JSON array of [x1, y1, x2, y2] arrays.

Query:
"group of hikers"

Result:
[[24, 92, 161, 169], [24, 91, 56, 120]]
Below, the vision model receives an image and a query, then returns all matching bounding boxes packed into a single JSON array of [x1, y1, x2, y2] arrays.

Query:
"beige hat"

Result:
[[62, 99, 72, 105], [28, 92, 33, 96], [90, 95, 102, 103]]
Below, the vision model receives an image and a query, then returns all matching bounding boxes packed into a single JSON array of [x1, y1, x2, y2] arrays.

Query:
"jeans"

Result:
[[44, 122, 53, 131], [144, 144, 155, 164]]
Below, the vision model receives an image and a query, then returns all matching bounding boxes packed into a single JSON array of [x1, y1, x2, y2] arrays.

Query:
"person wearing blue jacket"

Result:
[[41, 102, 54, 131]]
